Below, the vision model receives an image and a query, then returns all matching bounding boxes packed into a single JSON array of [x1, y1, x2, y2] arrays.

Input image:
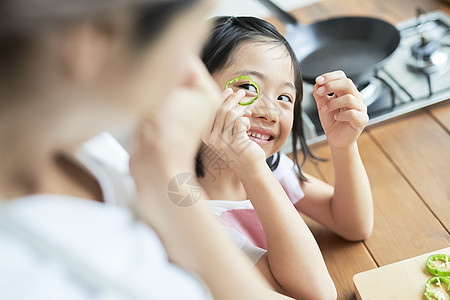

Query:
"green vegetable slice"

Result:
[[424, 276, 450, 300], [225, 75, 260, 106], [427, 254, 450, 276]]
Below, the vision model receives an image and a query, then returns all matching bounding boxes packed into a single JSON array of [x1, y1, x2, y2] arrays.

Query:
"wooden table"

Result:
[[267, 0, 450, 298], [301, 102, 450, 299]]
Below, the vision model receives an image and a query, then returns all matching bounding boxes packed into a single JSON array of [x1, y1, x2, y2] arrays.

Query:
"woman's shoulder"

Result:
[[76, 131, 130, 174], [75, 132, 136, 207]]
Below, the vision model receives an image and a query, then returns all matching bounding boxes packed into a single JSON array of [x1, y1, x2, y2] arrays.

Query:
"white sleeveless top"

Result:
[[0, 133, 211, 300], [209, 152, 305, 264]]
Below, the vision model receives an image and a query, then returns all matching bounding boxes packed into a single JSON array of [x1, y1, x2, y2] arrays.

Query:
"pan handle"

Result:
[[255, 0, 299, 26]]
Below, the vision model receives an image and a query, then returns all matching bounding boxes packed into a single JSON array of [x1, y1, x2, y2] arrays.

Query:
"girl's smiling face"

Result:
[[214, 41, 296, 158]]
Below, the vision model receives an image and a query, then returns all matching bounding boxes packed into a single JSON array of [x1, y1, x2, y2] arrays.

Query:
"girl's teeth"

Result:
[[247, 131, 271, 141]]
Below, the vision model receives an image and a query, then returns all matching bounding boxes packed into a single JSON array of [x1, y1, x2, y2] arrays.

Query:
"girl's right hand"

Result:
[[201, 90, 266, 174]]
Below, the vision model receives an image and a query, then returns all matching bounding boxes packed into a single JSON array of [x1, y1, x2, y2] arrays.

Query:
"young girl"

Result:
[[197, 16, 373, 299]]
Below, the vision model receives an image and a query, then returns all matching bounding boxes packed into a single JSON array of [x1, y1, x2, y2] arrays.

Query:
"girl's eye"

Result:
[[238, 83, 258, 93], [277, 95, 292, 103]]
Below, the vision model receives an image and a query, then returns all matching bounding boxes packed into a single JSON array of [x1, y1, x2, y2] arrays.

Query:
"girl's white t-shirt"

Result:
[[0, 133, 210, 300], [208, 152, 305, 264]]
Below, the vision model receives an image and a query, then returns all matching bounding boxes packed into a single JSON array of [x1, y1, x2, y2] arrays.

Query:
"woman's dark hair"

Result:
[[0, 0, 199, 89], [0, 0, 199, 39], [134, 0, 199, 46], [197, 16, 319, 182]]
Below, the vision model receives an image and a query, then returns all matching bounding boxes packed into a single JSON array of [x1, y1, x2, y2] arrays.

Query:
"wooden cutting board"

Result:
[[354, 247, 450, 300]]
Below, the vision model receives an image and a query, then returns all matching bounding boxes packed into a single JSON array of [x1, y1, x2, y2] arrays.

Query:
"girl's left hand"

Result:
[[313, 70, 369, 149]]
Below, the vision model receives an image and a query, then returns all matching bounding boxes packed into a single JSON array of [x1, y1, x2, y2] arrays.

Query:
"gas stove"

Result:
[[292, 10, 450, 147]]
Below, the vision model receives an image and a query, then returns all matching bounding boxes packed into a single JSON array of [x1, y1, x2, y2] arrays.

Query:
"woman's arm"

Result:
[[134, 177, 292, 300], [296, 70, 373, 241], [129, 57, 292, 300]]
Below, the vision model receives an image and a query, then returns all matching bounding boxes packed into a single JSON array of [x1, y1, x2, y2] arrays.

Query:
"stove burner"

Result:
[[410, 36, 448, 72], [358, 80, 380, 107], [292, 11, 450, 147]]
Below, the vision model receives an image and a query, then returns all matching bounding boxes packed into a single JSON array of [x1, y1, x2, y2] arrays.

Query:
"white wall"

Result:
[[209, 0, 320, 18]]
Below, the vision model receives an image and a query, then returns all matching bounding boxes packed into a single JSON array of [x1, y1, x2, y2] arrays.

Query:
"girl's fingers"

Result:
[[315, 70, 347, 84], [314, 70, 363, 113], [223, 108, 247, 137], [334, 109, 369, 129], [232, 116, 250, 136], [314, 77, 359, 97], [205, 87, 253, 150], [223, 89, 246, 109], [312, 84, 331, 111], [243, 91, 258, 99], [207, 90, 229, 134], [206, 88, 235, 135], [209, 89, 245, 134], [209, 97, 248, 148], [326, 94, 366, 113], [202, 130, 213, 146], [223, 88, 234, 101]]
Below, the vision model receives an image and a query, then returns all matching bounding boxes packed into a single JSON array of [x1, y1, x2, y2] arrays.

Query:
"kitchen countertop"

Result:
[[266, 0, 450, 299], [301, 102, 450, 299]]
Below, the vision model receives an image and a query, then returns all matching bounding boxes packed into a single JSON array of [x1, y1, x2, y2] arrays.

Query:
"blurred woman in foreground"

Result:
[[0, 0, 291, 298]]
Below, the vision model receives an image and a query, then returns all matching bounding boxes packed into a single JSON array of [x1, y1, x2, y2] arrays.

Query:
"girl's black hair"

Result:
[[197, 16, 320, 182]]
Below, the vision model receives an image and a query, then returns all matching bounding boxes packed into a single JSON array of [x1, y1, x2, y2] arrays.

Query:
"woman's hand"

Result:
[[129, 56, 221, 192], [313, 70, 369, 149], [201, 89, 266, 174]]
